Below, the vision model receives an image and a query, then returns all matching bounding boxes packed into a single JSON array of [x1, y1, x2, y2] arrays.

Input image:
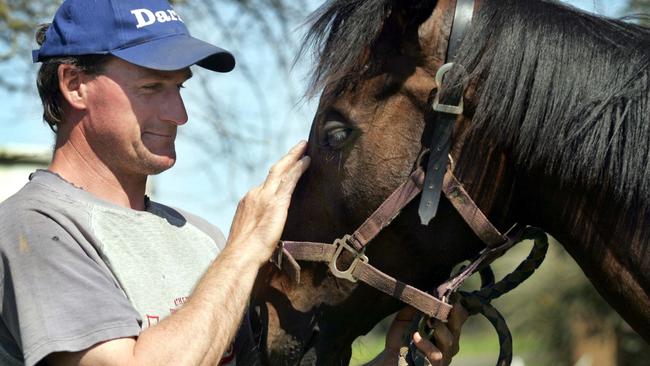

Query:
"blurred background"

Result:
[[1, 0, 648, 365]]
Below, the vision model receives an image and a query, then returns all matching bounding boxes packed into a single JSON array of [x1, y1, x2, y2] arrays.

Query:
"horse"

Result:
[[250, 0, 650, 364]]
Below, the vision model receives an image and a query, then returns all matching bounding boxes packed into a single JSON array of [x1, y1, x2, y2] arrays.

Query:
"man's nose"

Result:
[[160, 90, 189, 125]]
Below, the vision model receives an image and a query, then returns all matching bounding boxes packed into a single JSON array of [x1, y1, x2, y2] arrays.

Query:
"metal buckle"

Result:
[[328, 234, 369, 283], [432, 62, 464, 115]]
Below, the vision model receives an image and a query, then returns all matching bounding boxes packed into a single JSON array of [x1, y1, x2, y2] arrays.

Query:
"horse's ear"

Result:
[[369, 1, 435, 61], [393, 0, 437, 28], [413, 0, 455, 65]]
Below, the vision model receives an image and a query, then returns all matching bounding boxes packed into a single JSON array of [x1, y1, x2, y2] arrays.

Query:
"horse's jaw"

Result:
[[258, 300, 354, 366], [256, 266, 403, 365], [252, 298, 317, 365], [253, 262, 355, 365]]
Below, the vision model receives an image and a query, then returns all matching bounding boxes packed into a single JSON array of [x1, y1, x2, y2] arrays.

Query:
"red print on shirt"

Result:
[[146, 314, 160, 327], [174, 296, 189, 307]]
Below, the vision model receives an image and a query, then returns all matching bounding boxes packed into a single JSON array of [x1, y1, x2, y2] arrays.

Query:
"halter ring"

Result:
[[328, 235, 369, 283]]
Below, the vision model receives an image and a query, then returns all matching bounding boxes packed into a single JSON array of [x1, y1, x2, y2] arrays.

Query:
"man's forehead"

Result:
[[137, 65, 193, 81], [107, 57, 193, 80]]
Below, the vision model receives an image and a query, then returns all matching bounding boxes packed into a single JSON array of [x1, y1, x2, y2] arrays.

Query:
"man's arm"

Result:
[[47, 141, 310, 366]]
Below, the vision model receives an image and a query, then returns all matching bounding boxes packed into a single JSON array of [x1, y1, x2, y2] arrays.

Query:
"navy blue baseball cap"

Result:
[[32, 0, 235, 72]]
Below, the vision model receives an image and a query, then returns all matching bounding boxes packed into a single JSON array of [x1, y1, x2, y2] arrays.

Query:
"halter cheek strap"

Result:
[[447, 0, 476, 62], [418, 0, 475, 225]]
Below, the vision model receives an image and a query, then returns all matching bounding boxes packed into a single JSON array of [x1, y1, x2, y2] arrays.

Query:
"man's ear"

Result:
[[57, 64, 87, 111]]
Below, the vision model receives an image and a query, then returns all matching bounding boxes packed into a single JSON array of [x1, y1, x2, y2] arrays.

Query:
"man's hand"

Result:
[[380, 303, 468, 366], [226, 140, 310, 265]]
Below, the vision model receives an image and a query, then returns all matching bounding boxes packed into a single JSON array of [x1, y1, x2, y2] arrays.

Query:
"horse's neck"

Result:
[[453, 142, 650, 339], [514, 170, 650, 341]]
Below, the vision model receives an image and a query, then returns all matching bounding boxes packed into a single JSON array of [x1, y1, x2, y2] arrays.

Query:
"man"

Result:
[[0, 0, 464, 365]]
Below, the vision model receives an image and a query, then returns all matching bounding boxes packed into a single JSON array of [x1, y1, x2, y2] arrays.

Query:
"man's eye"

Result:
[[142, 83, 162, 91]]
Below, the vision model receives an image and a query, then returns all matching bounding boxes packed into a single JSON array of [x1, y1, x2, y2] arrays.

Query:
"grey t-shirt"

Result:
[[0, 170, 256, 365]]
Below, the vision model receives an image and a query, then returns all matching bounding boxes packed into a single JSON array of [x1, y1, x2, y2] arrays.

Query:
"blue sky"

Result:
[[0, 0, 631, 232]]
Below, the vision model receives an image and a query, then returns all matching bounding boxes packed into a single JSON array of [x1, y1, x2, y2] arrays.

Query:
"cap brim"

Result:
[[111, 34, 235, 72]]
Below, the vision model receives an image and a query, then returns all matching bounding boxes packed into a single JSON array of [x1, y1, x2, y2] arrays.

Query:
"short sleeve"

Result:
[[0, 209, 142, 366]]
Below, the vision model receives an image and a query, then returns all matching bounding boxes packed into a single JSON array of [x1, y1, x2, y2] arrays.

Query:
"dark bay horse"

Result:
[[251, 0, 650, 364]]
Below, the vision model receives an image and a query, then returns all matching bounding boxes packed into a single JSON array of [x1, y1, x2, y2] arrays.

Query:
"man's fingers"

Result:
[[276, 155, 311, 195], [412, 332, 444, 365], [447, 303, 469, 336], [263, 141, 307, 190], [407, 303, 467, 366], [432, 321, 455, 355], [394, 306, 418, 321], [385, 306, 419, 352]]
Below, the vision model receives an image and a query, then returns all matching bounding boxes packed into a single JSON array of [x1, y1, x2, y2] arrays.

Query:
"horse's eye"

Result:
[[322, 120, 353, 149], [327, 128, 350, 148]]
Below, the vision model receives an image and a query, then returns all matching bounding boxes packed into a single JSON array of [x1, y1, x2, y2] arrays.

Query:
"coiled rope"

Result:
[[403, 227, 549, 366]]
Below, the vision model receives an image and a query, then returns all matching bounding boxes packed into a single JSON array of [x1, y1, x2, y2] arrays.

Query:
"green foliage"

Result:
[[626, 0, 650, 26], [0, 0, 62, 89], [627, 0, 650, 13]]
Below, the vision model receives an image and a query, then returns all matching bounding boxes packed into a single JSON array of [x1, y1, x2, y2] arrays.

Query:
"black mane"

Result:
[[303, 0, 650, 206], [454, 0, 650, 207]]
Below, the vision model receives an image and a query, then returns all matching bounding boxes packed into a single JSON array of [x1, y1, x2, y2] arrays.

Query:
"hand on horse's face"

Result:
[[383, 303, 468, 366], [226, 141, 310, 266]]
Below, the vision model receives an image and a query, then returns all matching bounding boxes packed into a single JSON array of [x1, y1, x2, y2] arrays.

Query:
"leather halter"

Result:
[[271, 0, 523, 322]]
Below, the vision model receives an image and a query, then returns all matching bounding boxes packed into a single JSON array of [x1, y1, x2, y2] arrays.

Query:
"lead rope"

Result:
[[400, 227, 549, 366]]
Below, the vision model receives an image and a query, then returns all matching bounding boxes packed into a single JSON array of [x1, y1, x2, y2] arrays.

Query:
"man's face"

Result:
[[80, 57, 191, 176]]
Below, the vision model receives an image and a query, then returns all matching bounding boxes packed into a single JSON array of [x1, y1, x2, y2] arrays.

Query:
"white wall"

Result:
[[0, 146, 51, 202], [0, 145, 156, 202]]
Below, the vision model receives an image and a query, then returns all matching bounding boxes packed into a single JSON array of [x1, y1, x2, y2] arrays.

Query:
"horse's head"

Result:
[[251, 1, 488, 363], [252, 0, 650, 362]]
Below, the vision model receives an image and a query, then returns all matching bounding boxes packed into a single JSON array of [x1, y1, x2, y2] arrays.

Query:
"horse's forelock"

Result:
[[299, 0, 391, 97], [299, 0, 437, 98]]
